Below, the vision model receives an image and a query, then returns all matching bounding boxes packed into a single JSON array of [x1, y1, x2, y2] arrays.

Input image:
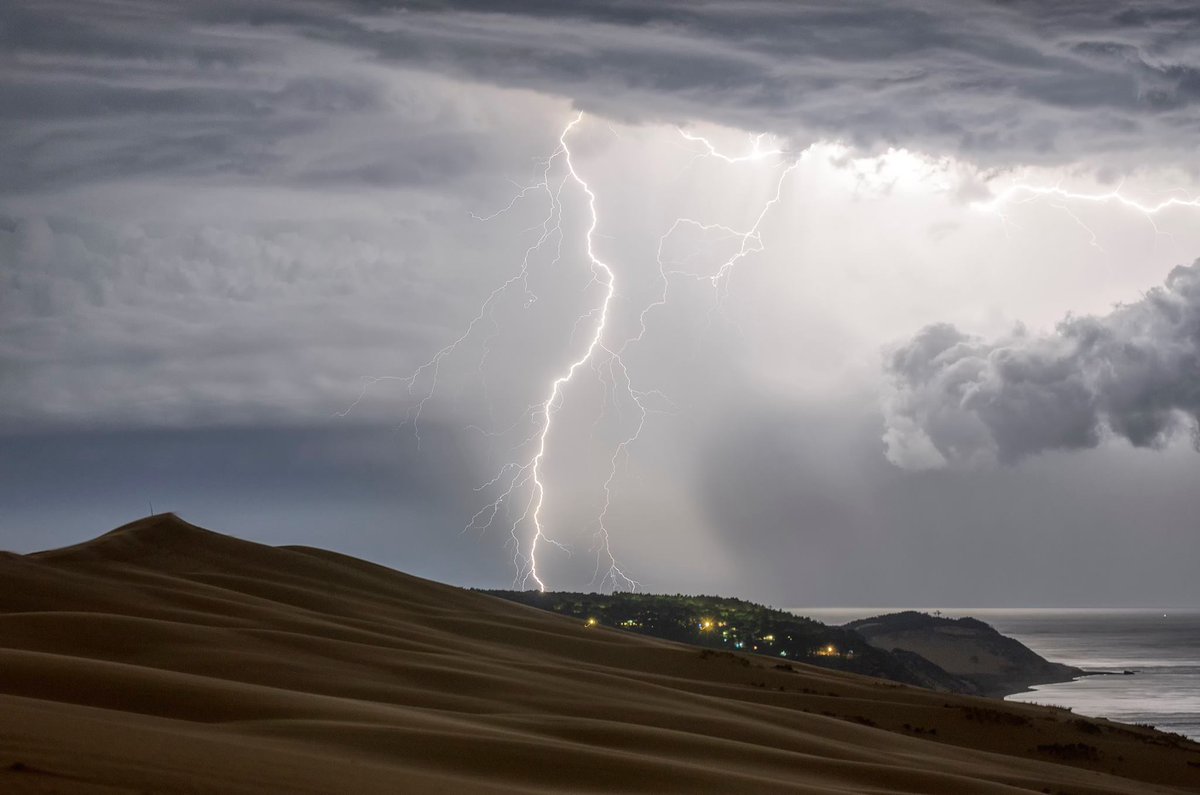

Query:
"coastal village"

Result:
[[485, 591, 897, 676]]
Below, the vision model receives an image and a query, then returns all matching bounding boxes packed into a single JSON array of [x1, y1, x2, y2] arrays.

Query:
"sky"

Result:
[[3, 0, 1200, 607]]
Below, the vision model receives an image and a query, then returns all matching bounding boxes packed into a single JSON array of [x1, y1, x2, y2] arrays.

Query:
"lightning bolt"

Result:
[[520, 112, 618, 592], [971, 181, 1200, 244], [360, 111, 645, 593], [346, 115, 1200, 594], [341, 117, 809, 592], [676, 128, 784, 165], [628, 130, 806, 358], [584, 129, 805, 591], [444, 111, 620, 592]]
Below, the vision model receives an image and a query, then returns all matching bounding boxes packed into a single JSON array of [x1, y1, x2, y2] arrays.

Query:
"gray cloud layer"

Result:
[[4, 0, 1200, 197], [357, 0, 1200, 167], [884, 260, 1200, 469]]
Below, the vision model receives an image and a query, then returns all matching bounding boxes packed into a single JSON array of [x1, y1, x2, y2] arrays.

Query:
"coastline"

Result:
[[800, 607, 1200, 742]]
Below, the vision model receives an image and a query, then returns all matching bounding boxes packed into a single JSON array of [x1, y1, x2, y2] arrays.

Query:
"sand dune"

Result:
[[1, 515, 1197, 793]]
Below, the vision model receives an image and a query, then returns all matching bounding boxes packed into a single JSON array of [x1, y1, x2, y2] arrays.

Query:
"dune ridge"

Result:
[[1, 514, 1197, 793]]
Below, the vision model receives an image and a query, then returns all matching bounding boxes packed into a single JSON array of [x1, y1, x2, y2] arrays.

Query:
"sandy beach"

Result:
[[2, 514, 1198, 794]]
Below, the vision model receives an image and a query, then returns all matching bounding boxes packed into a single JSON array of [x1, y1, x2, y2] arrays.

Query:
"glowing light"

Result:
[[971, 180, 1200, 244], [341, 117, 828, 594], [836, 145, 956, 193], [654, 130, 805, 304], [519, 112, 620, 592], [505, 119, 804, 592], [974, 182, 1200, 218], [585, 617, 599, 627], [347, 112, 1200, 593], [676, 128, 784, 164], [349, 112, 648, 593]]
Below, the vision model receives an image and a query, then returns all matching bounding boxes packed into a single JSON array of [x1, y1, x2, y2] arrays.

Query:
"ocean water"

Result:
[[794, 607, 1200, 741]]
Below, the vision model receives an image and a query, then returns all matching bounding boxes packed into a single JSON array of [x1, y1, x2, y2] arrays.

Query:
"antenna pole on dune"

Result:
[[148, 499, 155, 517]]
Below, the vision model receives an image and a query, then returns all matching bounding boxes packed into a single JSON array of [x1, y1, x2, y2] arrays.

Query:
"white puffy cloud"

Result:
[[884, 260, 1200, 468]]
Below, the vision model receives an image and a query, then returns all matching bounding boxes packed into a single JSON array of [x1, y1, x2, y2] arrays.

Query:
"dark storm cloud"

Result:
[[884, 260, 1200, 468], [379, 0, 1195, 164], [0, 2, 483, 191], [272, 0, 1200, 164], [4, 0, 1200, 195]]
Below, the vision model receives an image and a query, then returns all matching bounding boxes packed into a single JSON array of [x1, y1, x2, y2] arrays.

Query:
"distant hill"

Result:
[[845, 611, 1084, 697], [485, 591, 980, 695]]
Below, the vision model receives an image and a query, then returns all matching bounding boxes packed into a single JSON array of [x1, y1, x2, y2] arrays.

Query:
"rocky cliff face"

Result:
[[845, 611, 1083, 697]]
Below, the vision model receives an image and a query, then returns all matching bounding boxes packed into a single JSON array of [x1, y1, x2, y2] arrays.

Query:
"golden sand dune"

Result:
[[1, 514, 1197, 793]]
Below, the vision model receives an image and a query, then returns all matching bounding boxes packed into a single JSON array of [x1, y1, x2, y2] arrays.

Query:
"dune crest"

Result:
[[2, 515, 1197, 793]]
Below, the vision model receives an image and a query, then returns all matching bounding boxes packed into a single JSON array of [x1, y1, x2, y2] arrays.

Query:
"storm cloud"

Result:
[[884, 260, 1200, 469], [4, 0, 1200, 604], [4, 0, 1200, 196]]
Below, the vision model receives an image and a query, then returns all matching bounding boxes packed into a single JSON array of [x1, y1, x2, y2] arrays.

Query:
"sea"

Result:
[[792, 607, 1200, 741]]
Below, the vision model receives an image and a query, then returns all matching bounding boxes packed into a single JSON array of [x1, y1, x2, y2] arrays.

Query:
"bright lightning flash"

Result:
[[522, 113, 619, 592], [345, 117, 1200, 598], [676, 128, 784, 164], [349, 118, 1200, 594], [458, 111, 637, 592], [342, 116, 803, 593], [971, 181, 1200, 245]]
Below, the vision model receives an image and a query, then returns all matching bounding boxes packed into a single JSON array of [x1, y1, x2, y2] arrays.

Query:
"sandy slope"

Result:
[[1, 515, 1197, 794]]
